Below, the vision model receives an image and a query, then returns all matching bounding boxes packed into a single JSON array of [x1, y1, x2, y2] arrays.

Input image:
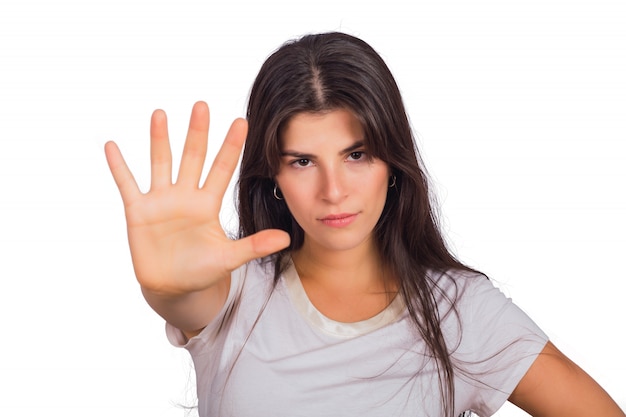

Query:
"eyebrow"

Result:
[[281, 141, 365, 158]]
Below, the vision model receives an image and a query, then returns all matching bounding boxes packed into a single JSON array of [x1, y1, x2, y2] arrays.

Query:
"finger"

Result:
[[202, 118, 248, 199], [177, 101, 210, 187], [104, 141, 141, 204], [150, 109, 172, 190], [223, 229, 291, 271]]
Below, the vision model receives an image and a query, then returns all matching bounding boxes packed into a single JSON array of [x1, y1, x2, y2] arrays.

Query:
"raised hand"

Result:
[[105, 102, 290, 298]]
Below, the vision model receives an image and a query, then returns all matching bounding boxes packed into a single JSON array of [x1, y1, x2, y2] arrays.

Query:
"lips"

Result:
[[318, 213, 358, 227]]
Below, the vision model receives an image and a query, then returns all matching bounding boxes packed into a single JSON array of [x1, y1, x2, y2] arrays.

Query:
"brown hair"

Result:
[[237, 32, 477, 416]]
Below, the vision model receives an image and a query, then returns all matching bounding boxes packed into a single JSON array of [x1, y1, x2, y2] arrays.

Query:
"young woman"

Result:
[[105, 32, 624, 416]]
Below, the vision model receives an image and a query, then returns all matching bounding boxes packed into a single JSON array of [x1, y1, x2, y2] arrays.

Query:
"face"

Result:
[[275, 108, 390, 256]]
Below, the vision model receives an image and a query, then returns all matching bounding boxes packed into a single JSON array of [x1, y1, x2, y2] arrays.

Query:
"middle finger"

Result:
[[177, 101, 210, 187]]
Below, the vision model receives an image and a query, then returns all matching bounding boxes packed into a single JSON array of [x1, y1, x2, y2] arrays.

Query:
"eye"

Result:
[[348, 151, 365, 161], [292, 158, 312, 167]]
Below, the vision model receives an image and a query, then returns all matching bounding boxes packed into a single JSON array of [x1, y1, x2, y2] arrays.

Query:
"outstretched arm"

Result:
[[509, 341, 625, 416], [105, 102, 290, 339]]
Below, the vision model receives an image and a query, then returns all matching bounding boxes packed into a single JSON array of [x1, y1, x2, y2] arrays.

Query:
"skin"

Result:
[[275, 109, 395, 322], [105, 102, 290, 337], [510, 341, 624, 416], [105, 101, 625, 416]]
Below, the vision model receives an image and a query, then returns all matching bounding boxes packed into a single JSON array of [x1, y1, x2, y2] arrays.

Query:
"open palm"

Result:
[[105, 102, 289, 296]]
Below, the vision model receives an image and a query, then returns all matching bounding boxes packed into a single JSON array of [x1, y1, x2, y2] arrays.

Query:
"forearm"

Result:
[[140, 275, 231, 339]]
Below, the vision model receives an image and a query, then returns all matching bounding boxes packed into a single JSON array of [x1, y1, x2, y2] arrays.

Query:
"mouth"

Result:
[[318, 213, 358, 227]]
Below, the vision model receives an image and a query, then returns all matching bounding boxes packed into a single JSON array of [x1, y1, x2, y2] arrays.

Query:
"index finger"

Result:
[[201, 118, 248, 197]]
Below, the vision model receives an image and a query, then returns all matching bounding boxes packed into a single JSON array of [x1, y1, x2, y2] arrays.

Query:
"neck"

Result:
[[291, 237, 392, 294]]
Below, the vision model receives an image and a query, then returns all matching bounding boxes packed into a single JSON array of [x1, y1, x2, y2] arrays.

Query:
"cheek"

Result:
[[277, 180, 310, 217], [283, 190, 308, 212], [362, 168, 390, 202], [373, 182, 390, 210]]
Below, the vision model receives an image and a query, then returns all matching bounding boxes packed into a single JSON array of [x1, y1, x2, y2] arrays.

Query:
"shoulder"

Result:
[[432, 269, 550, 414], [238, 258, 278, 295], [429, 267, 548, 352], [427, 268, 488, 308]]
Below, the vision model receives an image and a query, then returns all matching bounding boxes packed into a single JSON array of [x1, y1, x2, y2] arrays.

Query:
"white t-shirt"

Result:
[[167, 260, 548, 417]]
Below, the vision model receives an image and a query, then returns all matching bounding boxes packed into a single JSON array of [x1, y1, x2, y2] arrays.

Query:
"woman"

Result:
[[104, 32, 624, 416]]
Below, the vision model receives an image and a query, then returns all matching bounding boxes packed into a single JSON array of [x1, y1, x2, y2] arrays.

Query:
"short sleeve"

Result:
[[448, 274, 549, 415]]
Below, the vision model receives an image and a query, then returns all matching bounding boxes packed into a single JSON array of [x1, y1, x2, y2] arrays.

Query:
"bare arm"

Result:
[[105, 102, 290, 339], [509, 341, 625, 416]]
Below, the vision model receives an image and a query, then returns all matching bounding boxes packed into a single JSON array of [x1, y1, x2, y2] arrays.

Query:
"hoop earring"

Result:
[[273, 184, 284, 200], [389, 175, 397, 188]]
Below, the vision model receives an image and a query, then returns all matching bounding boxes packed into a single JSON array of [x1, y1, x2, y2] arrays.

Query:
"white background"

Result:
[[1, 0, 624, 415]]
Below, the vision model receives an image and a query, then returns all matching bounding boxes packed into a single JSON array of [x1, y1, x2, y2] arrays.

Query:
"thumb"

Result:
[[225, 229, 291, 269]]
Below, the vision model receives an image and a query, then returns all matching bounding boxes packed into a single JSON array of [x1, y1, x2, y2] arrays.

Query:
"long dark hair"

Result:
[[237, 32, 476, 416]]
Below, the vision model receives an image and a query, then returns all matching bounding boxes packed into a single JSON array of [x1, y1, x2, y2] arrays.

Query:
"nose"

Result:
[[319, 165, 347, 203]]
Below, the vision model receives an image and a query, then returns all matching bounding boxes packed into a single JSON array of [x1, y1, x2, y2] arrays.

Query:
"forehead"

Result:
[[280, 109, 364, 149]]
